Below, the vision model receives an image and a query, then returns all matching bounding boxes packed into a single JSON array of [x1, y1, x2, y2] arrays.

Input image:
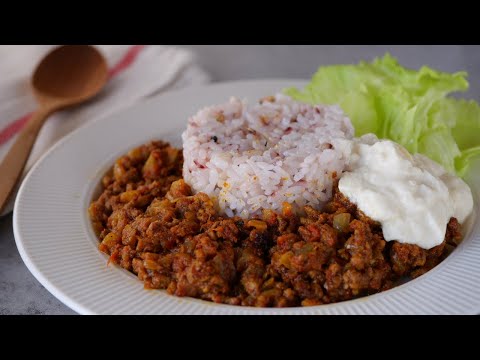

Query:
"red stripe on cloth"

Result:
[[0, 113, 33, 146], [0, 45, 147, 147], [108, 45, 146, 79]]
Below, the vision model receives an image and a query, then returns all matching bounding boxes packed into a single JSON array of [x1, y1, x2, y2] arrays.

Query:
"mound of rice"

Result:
[[182, 94, 354, 218]]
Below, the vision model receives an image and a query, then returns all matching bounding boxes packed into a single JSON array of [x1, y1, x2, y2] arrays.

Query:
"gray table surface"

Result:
[[1, 45, 479, 315]]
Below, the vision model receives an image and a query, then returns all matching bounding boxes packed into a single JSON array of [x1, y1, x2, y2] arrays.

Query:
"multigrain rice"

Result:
[[182, 94, 354, 217]]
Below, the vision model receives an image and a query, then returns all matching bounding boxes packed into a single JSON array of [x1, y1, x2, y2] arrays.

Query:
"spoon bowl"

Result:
[[32, 45, 108, 107]]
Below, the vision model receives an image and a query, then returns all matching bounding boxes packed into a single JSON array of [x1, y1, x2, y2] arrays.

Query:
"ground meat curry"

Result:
[[89, 141, 463, 307]]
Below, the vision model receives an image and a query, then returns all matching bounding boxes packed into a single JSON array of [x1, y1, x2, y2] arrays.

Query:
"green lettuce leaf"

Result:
[[285, 53, 480, 177]]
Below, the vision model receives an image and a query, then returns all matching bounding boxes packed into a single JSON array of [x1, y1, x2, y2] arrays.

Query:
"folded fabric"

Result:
[[0, 45, 210, 216]]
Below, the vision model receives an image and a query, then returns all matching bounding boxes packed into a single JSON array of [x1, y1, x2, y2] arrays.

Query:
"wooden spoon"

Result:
[[0, 45, 108, 213]]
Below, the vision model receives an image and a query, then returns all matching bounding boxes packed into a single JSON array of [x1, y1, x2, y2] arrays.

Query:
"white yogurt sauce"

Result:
[[338, 134, 474, 249]]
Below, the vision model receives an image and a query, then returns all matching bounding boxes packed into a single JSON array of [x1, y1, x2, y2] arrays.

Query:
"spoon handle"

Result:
[[0, 107, 52, 213]]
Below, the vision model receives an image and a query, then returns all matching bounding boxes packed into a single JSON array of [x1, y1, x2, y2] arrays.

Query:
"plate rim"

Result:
[[12, 78, 480, 315]]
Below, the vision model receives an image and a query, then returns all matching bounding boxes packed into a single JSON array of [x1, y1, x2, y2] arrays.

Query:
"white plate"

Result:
[[13, 79, 480, 315]]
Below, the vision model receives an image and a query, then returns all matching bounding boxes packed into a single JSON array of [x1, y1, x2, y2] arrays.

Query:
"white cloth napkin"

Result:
[[0, 45, 210, 216]]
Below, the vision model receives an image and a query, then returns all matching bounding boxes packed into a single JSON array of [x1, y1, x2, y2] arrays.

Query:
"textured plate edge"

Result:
[[13, 210, 96, 315]]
